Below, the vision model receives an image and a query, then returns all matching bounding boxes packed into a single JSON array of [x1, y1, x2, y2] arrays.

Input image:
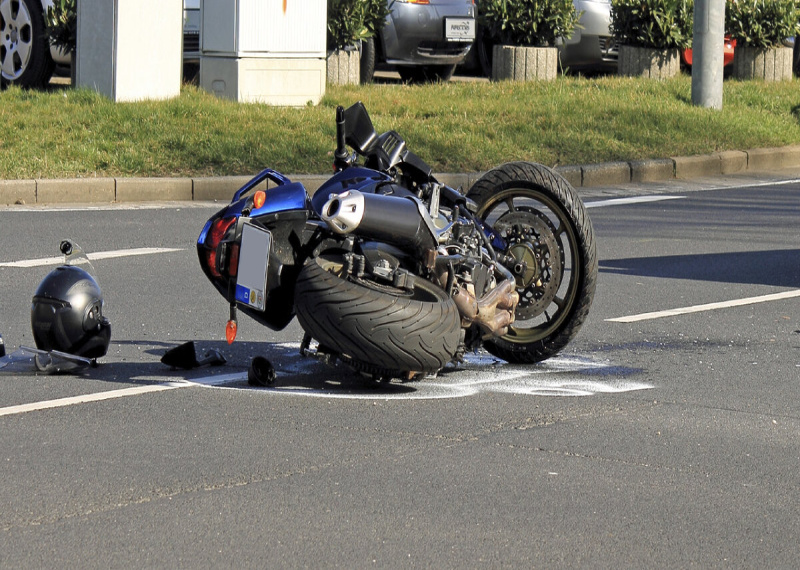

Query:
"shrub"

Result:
[[45, 0, 77, 55], [479, 0, 580, 47], [725, 0, 800, 49], [327, 0, 391, 51], [610, 0, 693, 50]]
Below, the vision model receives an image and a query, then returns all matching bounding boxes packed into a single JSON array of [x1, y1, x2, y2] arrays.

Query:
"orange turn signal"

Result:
[[225, 320, 238, 344], [253, 190, 266, 210]]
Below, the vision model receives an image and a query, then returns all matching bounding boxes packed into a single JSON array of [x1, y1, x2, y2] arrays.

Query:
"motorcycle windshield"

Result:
[[61, 239, 98, 278], [0, 347, 92, 375]]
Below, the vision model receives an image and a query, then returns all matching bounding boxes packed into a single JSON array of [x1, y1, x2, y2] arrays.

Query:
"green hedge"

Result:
[[479, 0, 580, 47], [726, 0, 800, 49], [327, 0, 391, 51], [610, 0, 693, 50]]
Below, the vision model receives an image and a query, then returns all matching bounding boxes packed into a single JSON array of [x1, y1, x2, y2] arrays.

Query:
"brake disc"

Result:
[[494, 208, 564, 319]]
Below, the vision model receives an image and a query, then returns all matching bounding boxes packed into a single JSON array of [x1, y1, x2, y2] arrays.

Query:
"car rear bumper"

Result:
[[557, 0, 617, 69], [381, 1, 475, 65]]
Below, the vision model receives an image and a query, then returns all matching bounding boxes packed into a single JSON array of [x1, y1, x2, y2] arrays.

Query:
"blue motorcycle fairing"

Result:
[[250, 181, 310, 217], [311, 167, 393, 216], [233, 168, 291, 202], [199, 169, 310, 240], [196, 168, 313, 332]]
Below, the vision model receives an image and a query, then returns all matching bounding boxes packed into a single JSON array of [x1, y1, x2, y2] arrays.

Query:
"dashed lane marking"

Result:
[[0, 383, 184, 417], [607, 289, 800, 323], [0, 247, 184, 268], [585, 195, 686, 208]]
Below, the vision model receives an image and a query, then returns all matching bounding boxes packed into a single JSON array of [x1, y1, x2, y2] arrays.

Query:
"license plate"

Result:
[[235, 222, 271, 312], [445, 18, 475, 42]]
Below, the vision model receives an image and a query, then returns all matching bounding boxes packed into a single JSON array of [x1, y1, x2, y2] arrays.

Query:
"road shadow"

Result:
[[600, 249, 800, 288], [2, 338, 649, 400], [90, 339, 421, 396]]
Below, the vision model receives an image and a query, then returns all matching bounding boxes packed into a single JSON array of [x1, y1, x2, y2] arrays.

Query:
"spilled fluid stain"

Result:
[[188, 344, 653, 400]]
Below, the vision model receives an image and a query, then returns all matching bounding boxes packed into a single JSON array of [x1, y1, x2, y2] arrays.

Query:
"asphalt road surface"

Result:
[[1, 170, 799, 568]]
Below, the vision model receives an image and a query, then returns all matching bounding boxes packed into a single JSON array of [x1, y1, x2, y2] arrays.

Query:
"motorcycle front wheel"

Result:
[[467, 162, 598, 363], [294, 254, 462, 378]]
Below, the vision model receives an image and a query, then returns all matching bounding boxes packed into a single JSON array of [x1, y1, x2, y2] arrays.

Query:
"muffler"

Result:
[[320, 190, 437, 253]]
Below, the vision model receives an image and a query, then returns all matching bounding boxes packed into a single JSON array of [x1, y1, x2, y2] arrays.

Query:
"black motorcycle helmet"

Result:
[[31, 265, 111, 359]]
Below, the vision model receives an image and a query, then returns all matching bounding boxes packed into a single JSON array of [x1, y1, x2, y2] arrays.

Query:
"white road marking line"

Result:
[[187, 373, 247, 386], [0, 247, 184, 268], [0, 373, 248, 418], [1, 203, 219, 212], [0, 383, 186, 417], [607, 289, 800, 323], [586, 195, 686, 208]]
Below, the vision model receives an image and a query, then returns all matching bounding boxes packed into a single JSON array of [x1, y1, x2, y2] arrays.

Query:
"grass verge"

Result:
[[1, 74, 799, 179]]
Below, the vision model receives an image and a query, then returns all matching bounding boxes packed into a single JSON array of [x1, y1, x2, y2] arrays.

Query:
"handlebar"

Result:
[[333, 106, 350, 170]]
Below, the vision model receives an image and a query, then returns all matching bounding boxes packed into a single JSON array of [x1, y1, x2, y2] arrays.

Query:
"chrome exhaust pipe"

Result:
[[320, 190, 438, 252]]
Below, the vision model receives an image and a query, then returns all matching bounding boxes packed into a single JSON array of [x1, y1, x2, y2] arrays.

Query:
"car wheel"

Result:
[[359, 37, 376, 84], [476, 27, 495, 77], [794, 39, 800, 76], [0, 0, 55, 88], [397, 64, 457, 83]]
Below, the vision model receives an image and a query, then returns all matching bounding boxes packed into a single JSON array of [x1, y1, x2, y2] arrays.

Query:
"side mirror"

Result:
[[342, 102, 378, 155]]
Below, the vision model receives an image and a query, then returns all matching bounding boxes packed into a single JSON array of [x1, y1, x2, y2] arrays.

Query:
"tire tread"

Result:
[[467, 161, 598, 364]]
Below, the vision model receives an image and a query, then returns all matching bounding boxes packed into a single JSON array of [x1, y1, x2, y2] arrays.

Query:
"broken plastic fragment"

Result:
[[0, 347, 92, 374], [161, 341, 227, 370]]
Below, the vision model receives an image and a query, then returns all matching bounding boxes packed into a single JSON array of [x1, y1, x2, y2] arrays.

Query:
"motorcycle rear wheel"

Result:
[[294, 254, 462, 378], [467, 162, 597, 364]]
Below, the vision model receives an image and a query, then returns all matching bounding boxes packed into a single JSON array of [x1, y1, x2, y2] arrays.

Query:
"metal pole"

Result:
[[691, 0, 726, 110]]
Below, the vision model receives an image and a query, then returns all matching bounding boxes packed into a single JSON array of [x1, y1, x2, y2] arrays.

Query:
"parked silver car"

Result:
[[361, 0, 476, 83], [557, 0, 617, 72], [0, 0, 65, 87], [466, 0, 616, 77], [1, 0, 200, 88]]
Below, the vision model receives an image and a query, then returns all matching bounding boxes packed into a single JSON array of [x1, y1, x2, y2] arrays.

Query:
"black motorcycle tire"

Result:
[[467, 162, 597, 364], [294, 255, 462, 377]]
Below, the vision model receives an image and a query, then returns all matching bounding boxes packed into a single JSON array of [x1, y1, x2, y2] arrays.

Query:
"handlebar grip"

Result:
[[335, 106, 347, 159]]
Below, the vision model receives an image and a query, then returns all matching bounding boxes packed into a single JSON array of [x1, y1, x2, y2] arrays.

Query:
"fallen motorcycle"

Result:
[[197, 102, 597, 383]]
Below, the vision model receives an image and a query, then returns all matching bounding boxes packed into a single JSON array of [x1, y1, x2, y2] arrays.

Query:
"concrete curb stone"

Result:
[[193, 176, 255, 202], [582, 161, 631, 187], [116, 177, 192, 202], [673, 154, 721, 180], [554, 165, 582, 188], [630, 159, 674, 183], [746, 145, 800, 173], [36, 178, 115, 204], [2, 145, 800, 205], [718, 150, 748, 174], [0, 179, 35, 205]]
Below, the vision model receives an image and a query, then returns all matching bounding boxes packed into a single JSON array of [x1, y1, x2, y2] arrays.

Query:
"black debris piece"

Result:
[[161, 341, 226, 370]]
